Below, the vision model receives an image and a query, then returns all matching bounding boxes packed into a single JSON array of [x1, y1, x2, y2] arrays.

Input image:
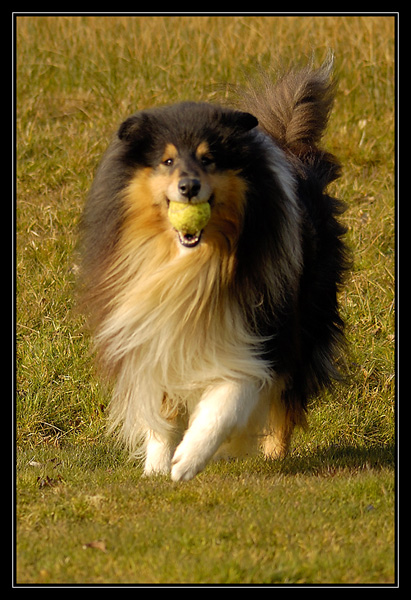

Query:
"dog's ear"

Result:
[[220, 110, 258, 133], [118, 112, 151, 142], [235, 111, 259, 131]]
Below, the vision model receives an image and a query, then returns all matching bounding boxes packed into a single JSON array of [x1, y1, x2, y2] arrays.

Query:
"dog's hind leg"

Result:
[[170, 380, 260, 481], [262, 385, 308, 459]]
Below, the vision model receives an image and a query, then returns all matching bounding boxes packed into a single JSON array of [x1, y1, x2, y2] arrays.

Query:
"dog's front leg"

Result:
[[170, 380, 259, 481], [143, 429, 176, 475], [144, 414, 186, 476]]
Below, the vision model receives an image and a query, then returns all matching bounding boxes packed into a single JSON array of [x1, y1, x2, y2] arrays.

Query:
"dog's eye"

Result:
[[200, 155, 214, 167], [163, 158, 174, 167]]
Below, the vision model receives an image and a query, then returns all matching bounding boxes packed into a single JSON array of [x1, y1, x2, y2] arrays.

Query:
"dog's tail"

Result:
[[233, 55, 337, 154]]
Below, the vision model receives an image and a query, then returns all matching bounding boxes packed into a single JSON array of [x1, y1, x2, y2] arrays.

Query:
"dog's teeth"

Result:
[[178, 231, 202, 247]]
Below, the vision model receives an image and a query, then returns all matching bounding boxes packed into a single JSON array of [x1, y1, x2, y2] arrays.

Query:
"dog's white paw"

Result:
[[170, 444, 206, 482], [143, 459, 171, 477]]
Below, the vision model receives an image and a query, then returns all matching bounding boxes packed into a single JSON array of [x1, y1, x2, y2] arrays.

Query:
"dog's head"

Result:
[[117, 102, 258, 248]]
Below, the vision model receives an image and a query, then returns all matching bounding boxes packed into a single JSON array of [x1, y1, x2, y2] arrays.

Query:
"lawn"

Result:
[[15, 15, 396, 585]]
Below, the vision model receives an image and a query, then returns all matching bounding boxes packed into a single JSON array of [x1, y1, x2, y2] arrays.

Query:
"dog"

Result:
[[79, 58, 348, 481]]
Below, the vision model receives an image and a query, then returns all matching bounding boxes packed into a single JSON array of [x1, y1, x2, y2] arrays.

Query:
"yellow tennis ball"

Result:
[[168, 201, 211, 235]]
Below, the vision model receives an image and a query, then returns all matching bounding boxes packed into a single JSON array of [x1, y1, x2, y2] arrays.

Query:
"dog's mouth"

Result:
[[177, 230, 203, 248]]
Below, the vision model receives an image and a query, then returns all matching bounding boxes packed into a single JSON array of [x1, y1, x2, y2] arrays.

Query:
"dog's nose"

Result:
[[178, 177, 201, 199]]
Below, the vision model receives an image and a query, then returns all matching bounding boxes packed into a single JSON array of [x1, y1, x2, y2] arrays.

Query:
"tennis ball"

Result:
[[168, 201, 211, 235]]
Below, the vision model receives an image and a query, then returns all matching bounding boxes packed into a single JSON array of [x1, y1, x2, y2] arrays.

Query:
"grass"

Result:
[[16, 446, 394, 585], [15, 15, 396, 585]]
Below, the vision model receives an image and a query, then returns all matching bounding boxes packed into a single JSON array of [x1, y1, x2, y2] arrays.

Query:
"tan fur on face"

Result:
[[161, 143, 178, 164], [120, 165, 247, 257], [195, 141, 212, 161]]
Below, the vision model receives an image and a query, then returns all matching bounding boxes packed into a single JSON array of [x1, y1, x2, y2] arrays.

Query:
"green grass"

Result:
[[16, 15, 396, 585], [17, 446, 394, 585]]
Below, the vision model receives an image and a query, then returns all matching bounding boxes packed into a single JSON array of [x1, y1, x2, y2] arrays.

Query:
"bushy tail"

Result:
[[233, 55, 337, 152]]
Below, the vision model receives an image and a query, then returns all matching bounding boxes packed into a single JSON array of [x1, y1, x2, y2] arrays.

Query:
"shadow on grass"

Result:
[[272, 442, 396, 476]]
